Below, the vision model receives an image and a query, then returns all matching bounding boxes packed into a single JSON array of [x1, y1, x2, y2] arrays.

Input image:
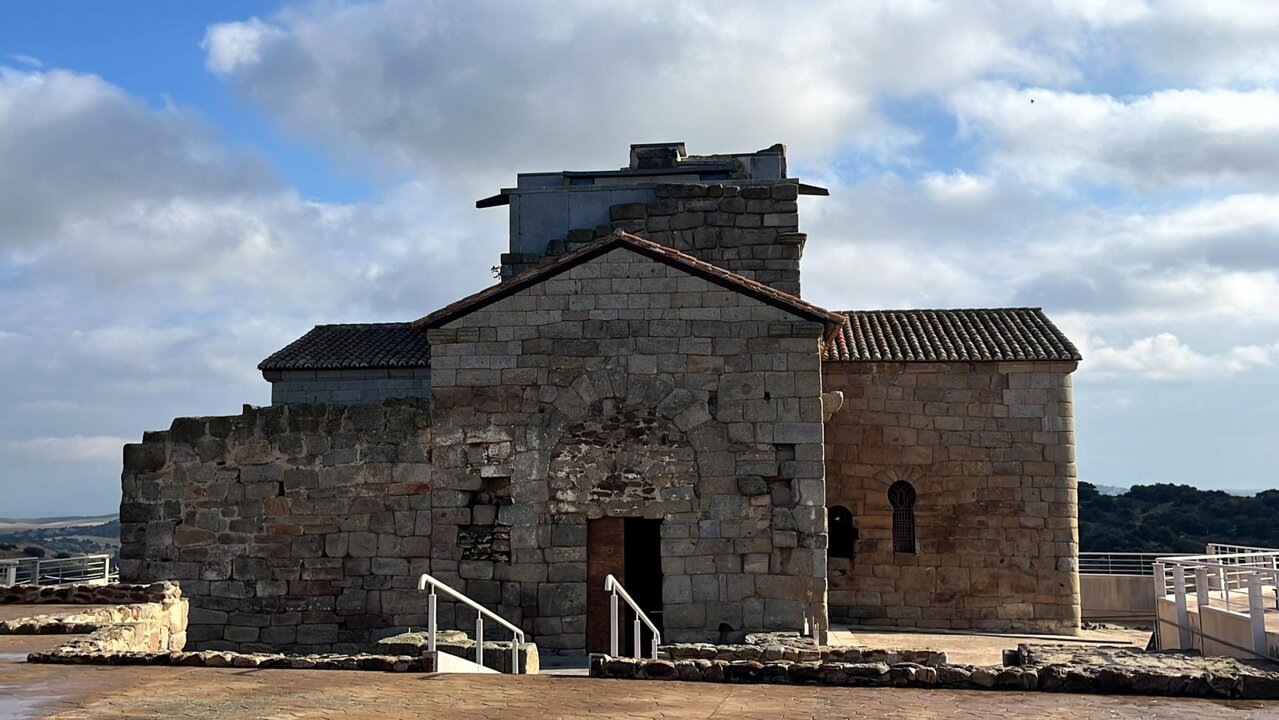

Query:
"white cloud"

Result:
[[951, 85, 1279, 190], [5, 53, 43, 69], [1121, 1, 1279, 86], [5, 435, 132, 462], [199, 1, 1091, 183], [6, 1, 1279, 511], [1083, 333, 1279, 380], [202, 17, 284, 76]]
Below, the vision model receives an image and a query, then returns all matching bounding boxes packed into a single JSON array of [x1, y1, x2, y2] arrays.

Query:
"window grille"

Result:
[[887, 481, 917, 554]]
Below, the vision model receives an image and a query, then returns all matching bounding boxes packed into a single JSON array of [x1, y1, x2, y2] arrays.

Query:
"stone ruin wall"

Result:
[[502, 182, 806, 297], [1, 582, 188, 654], [822, 361, 1081, 634], [119, 400, 437, 654], [429, 246, 830, 651]]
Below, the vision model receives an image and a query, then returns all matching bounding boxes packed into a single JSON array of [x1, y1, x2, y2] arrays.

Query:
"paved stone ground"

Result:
[[3, 659, 1277, 719], [0, 616, 1273, 719]]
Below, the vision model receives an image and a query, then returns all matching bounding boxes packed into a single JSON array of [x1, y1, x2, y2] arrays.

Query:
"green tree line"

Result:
[[1079, 482, 1279, 552]]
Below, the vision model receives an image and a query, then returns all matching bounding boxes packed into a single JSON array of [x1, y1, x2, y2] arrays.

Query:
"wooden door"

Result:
[[586, 517, 625, 654]]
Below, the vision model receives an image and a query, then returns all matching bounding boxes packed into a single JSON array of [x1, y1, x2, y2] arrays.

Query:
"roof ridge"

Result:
[[415, 230, 845, 330], [312, 321, 413, 328], [838, 307, 1045, 313]]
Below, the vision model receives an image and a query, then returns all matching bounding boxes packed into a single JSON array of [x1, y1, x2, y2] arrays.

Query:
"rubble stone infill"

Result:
[[590, 647, 1279, 700], [1, 582, 178, 606], [1, 605, 155, 635], [659, 642, 946, 667], [27, 648, 430, 672]]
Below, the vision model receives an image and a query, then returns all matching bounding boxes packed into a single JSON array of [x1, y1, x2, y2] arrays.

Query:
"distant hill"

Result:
[[0, 515, 120, 560], [0, 514, 118, 532], [1079, 482, 1279, 553]]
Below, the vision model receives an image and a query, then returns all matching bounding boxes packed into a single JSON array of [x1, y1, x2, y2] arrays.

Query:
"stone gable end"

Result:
[[426, 246, 831, 650]]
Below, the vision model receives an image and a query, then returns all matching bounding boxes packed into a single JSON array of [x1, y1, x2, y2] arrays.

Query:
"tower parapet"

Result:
[[478, 142, 827, 297]]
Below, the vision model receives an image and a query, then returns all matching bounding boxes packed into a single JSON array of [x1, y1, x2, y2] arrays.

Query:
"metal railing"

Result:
[[605, 574, 660, 660], [1208, 543, 1277, 557], [417, 573, 525, 674], [0, 554, 113, 587], [1153, 545, 1279, 660], [1078, 552, 1167, 576]]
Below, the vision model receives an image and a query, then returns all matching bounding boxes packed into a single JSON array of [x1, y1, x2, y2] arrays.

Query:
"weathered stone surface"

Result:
[[120, 400, 435, 654], [824, 361, 1079, 635], [428, 246, 829, 651], [2, 583, 187, 654]]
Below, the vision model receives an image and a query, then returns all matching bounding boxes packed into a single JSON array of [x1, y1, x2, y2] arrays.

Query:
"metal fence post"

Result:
[[1152, 562, 1165, 650], [609, 592, 620, 657], [1248, 573, 1267, 658], [476, 616, 485, 669], [1172, 565, 1192, 649], [1194, 566, 1210, 652], [427, 588, 437, 653], [1219, 566, 1229, 610]]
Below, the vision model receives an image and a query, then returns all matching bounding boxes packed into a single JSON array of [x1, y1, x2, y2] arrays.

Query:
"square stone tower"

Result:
[[481, 142, 828, 297]]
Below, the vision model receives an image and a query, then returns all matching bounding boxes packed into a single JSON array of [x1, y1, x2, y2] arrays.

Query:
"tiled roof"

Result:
[[824, 308, 1081, 363], [258, 323, 431, 371], [415, 230, 846, 331]]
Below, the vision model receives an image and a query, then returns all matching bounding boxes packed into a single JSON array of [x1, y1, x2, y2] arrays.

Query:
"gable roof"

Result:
[[258, 322, 431, 371], [414, 230, 846, 331], [824, 308, 1081, 363]]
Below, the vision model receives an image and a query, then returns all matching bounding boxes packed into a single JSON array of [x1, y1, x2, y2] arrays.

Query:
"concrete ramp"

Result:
[[427, 651, 500, 674]]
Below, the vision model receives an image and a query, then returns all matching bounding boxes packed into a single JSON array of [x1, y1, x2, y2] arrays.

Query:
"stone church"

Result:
[[119, 143, 1082, 655]]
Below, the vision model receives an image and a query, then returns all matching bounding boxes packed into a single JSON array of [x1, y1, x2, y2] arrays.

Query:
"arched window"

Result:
[[887, 481, 917, 554], [828, 505, 857, 559]]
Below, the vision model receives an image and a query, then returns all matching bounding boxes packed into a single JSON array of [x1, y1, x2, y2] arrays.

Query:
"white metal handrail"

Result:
[[417, 573, 525, 674], [1079, 552, 1167, 575], [0, 554, 113, 587], [605, 574, 660, 660], [1152, 545, 1279, 660]]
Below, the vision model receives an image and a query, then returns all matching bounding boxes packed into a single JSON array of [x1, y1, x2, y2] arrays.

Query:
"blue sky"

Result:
[[2, 1, 1279, 515]]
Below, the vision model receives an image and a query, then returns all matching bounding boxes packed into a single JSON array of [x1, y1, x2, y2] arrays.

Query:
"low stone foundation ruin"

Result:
[[590, 642, 1279, 700], [2, 582, 187, 654]]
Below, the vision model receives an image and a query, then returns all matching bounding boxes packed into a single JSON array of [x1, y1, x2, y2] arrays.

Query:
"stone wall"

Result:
[[429, 245, 829, 651], [1, 582, 187, 653], [821, 361, 1080, 634], [264, 368, 431, 406], [502, 182, 805, 296], [119, 400, 435, 654]]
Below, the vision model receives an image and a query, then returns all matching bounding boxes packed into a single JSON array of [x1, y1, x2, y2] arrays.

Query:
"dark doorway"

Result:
[[585, 517, 664, 655], [623, 517, 664, 652], [828, 505, 857, 560]]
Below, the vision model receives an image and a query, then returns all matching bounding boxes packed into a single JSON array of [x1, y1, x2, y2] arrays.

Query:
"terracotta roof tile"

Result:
[[824, 308, 1081, 363], [258, 323, 431, 371]]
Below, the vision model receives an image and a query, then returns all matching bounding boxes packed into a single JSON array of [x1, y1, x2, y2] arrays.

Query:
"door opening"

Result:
[[623, 517, 664, 654], [585, 517, 664, 655]]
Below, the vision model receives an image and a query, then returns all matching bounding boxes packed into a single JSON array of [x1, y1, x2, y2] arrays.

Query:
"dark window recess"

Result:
[[828, 505, 857, 559], [887, 481, 917, 554]]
